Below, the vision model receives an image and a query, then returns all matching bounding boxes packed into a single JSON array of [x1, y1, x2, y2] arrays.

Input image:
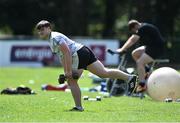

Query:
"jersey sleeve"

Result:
[[53, 36, 66, 45]]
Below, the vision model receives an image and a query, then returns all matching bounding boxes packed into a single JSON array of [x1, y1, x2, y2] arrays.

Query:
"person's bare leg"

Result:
[[132, 46, 154, 82], [67, 69, 83, 109], [132, 46, 146, 61], [87, 60, 132, 81], [136, 53, 154, 82], [87, 60, 137, 94], [136, 53, 154, 92]]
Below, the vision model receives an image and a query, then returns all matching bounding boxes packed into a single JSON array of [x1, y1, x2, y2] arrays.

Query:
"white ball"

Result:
[[147, 67, 180, 101]]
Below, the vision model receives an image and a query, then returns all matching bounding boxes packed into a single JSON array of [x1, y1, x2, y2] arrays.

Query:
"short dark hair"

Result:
[[128, 20, 139, 31], [36, 20, 51, 30]]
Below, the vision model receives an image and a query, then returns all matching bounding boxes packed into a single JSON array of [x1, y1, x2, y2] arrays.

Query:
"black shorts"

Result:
[[77, 46, 97, 69], [146, 46, 164, 59]]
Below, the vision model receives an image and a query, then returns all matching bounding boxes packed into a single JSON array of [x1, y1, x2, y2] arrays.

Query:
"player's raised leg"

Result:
[[87, 60, 137, 94]]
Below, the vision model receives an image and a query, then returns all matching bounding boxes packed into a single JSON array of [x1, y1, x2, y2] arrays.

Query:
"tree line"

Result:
[[0, 0, 180, 40]]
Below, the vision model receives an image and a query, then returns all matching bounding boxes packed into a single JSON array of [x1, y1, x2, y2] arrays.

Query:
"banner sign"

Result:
[[0, 39, 119, 67], [90, 45, 106, 64], [10, 46, 53, 62]]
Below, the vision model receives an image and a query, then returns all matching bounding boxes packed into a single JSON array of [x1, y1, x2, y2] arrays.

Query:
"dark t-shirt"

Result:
[[136, 23, 165, 49], [136, 23, 165, 58]]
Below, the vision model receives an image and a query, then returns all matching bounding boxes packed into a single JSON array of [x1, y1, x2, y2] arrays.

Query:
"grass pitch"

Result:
[[0, 67, 180, 122]]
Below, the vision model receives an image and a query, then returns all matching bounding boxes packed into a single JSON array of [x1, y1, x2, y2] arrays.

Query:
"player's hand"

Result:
[[107, 48, 119, 55], [116, 48, 124, 53]]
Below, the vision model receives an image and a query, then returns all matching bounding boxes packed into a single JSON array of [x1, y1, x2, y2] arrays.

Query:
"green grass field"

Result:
[[0, 67, 180, 122]]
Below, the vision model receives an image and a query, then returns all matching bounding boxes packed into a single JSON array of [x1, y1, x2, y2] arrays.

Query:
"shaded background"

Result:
[[0, 0, 180, 63]]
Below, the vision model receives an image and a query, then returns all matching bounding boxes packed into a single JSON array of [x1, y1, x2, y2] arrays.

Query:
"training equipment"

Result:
[[41, 84, 68, 91], [176, 99, 180, 102], [83, 96, 101, 101], [106, 49, 130, 96], [164, 98, 173, 102], [147, 67, 180, 101], [58, 72, 79, 84], [134, 59, 170, 99]]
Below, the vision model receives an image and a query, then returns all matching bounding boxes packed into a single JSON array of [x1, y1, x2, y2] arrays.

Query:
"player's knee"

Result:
[[67, 79, 78, 86], [131, 50, 136, 56], [132, 50, 139, 61], [132, 53, 136, 60]]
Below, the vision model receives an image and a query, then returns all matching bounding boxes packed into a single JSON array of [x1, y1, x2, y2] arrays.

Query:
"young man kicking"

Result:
[[116, 19, 165, 92], [36, 20, 137, 111]]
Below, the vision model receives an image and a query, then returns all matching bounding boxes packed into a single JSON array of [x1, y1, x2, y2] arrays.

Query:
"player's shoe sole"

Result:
[[69, 107, 84, 112], [128, 75, 138, 94]]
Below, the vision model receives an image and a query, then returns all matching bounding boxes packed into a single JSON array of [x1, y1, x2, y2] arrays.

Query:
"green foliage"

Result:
[[0, 67, 180, 122], [115, 15, 129, 40], [0, 0, 180, 38], [0, 25, 13, 35], [88, 23, 104, 38]]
